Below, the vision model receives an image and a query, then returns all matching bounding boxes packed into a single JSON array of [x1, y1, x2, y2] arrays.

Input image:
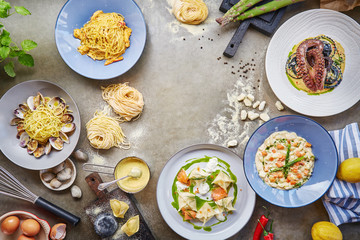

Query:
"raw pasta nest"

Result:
[[172, 0, 208, 25], [101, 83, 144, 122], [85, 107, 129, 149]]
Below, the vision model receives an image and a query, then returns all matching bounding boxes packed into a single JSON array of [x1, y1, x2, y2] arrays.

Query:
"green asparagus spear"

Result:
[[216, 0, 264, 26], [270, 156, 305, 173], [235, 0, 305, 22]]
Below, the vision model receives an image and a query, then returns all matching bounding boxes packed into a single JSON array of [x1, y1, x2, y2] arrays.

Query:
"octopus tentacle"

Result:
[[295, 39, 326, 92]]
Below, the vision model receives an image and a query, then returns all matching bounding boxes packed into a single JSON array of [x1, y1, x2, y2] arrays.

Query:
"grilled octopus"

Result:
[[296, 39, 327, 92]]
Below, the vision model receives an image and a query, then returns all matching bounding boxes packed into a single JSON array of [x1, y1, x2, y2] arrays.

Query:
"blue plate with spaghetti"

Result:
[[243, 115, 338, 208], [55, 0, 146, 80]]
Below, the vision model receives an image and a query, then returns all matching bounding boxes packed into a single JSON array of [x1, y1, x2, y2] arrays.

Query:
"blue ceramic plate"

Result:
[[55, 0, 146, 80], [243, 115, 338, 208]]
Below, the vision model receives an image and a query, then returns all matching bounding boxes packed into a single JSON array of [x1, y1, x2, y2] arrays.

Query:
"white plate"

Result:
[[266, 9, 360, 117], [0, 80, 81, 170], [156, 144, 255, 240]]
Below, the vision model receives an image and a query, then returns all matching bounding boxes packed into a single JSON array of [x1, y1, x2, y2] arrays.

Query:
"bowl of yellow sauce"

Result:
[[114, 156, 150, 193]]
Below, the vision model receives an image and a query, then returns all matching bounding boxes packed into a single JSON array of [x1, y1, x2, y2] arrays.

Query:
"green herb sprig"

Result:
[[0, 0, 37, 77]]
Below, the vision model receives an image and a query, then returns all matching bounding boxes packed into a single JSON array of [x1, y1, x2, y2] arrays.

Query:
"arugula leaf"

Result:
[[4, 61, 14, 77], [21, 39, 37, 51], [14, 6, 30, 16], [0, 45, 9, 59], [18, 53, 34, 66]]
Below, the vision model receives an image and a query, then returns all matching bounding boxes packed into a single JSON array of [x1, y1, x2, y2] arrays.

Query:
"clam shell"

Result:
[[48, 97, 66, 114], [14, 108, 25, 119], [59, 131, 69, 144], [49, 137, 64, 150], [17, 123, 25, 132], [45, 141, 52, 155], [18, 103, 29, 112], [27, 96, 36, 111], [10, 117, 21, 126], [33, 145, 45, 158], [19, 132, 30, 148], [50, 223, 67, 240], [16, 130, 25, 139], [27, 139, 39, 154], [60, 114, 74, 123], [61, 123, 76, 133]]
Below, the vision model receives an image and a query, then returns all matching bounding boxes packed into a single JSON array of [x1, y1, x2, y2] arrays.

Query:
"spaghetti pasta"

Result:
[[101, 83, 144, 121], [23, 104, 63, 144], [172, 0, 208, 25], [73, 10, 132, 66], [86, 107, 129, 150]]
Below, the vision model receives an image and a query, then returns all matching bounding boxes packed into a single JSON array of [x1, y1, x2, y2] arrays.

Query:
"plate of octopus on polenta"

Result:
[[266, 9, 360, 117]]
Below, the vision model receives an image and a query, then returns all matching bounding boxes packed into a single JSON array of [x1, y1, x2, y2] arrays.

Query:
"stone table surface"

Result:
[[1, 0, 360, 239]]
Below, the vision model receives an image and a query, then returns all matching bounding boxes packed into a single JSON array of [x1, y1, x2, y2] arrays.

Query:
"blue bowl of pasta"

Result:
[[55, 0, 146, 80], [243, 115, 338, 208]]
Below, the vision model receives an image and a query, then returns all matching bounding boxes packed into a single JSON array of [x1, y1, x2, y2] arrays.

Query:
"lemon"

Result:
[[336, 157, 360, 183], [311, 221, 342, 240]]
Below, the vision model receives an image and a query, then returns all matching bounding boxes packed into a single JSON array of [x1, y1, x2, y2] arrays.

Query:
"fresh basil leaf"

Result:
[[9, 49, 24, 58], [0, 1, 11, 18], [18, 53, 34, 66], [1, 35, 10, 46], [14, 6, 30, 16], [0, 45, 9, 58], [0, 23, 3, 29], [21, 39, 37, 51], [4, 61, 15, 77]]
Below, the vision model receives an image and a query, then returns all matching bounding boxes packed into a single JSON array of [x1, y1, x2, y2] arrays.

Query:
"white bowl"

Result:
[[0, 210, 51, 240], [40, 158, 76, 191]]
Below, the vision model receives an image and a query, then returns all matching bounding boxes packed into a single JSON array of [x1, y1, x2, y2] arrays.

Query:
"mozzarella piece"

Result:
[[204, 157, 218, 173], [198, 181, 210, 195]]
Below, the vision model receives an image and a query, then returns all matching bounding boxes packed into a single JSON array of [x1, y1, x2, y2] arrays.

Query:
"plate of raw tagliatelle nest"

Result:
[[156, 144, 256, 240], [0, 80, 81, 170], [266, 9, 360, 117], [55, 0, 146, 80]]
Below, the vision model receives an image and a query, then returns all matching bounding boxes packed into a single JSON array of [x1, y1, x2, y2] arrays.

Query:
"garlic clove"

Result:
[[41, 172, 55, 182], [71, 185, 82, 199], [49, 178, 62, 189], [56, 168, 72, 182], [50, 223, 66, 240], [71, 149, 88, 162]]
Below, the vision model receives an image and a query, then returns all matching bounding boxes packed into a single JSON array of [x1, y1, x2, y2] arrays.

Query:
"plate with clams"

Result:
[[0, 80, 80, 170]]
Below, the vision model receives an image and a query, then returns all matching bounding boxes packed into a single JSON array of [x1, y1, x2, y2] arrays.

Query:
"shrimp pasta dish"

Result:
[[73, 10, 132, 66], [255, 131, 315, 190], [171, 156, 237, 231]]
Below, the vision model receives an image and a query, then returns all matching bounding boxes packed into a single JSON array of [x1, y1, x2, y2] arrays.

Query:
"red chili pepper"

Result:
[[259, 219, 274, 240], [253, 207, 270, 240]]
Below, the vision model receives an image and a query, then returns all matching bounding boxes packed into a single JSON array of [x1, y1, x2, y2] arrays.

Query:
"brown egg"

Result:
[[18, 234, 36, 240], [1, 215, 20, 235], [20, 219, 40, 237]]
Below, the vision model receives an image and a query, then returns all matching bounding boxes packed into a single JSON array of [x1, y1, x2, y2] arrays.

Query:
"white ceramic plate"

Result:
[[266, 9, 360, 117], [156, 144, 255, 240], [0, 80, 81, 170]]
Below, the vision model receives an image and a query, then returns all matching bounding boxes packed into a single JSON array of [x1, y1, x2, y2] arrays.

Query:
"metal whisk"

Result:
[[0, 166, 80, 226]]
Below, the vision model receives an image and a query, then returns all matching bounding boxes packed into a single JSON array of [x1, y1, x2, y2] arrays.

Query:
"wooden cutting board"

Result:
[[84, 173, 155, 240]]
